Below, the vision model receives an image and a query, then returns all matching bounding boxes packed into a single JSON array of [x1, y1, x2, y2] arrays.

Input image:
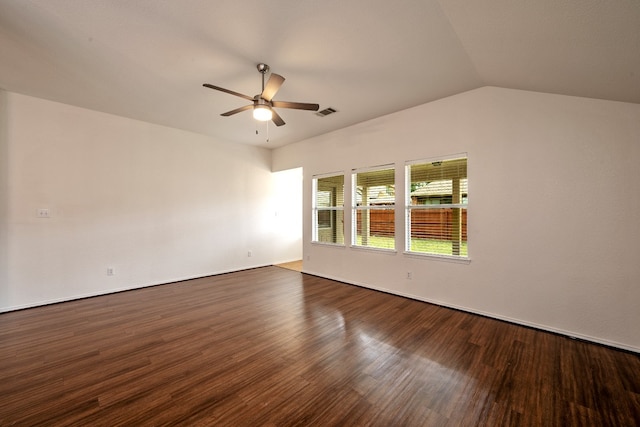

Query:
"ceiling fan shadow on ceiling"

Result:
[[203, 63, 319, 127]]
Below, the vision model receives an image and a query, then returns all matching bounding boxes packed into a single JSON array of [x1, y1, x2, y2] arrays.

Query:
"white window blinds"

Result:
[[405, 156, 468, 258], [352, 166, 395, 250], [312, 174, 345, 245]]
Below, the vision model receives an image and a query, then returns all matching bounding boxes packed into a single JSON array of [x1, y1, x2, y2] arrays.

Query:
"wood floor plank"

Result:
[[1, 266, 639, 426]]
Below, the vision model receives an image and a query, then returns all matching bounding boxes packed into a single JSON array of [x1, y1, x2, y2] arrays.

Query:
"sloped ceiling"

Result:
[[1, 0, 638, 148]]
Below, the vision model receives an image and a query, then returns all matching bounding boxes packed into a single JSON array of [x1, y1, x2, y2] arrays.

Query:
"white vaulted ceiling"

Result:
[[1, 0, 639, 147]]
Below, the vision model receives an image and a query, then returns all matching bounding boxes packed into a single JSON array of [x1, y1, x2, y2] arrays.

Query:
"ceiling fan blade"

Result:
[[203, 84, 254, 102], [272, 101, 320, 111], [271, 109, 286, 127], [261, 73, 285, 102], [221, 104, 253, 116]]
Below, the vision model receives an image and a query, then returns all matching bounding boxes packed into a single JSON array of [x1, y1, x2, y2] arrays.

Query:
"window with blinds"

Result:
[[352, 166, 395, 250], [405, 156, 468, 258], [312, 173, 345, 245]]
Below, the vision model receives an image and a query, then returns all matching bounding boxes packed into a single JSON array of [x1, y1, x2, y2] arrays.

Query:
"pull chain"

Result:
[[256, 122, 270, 143]]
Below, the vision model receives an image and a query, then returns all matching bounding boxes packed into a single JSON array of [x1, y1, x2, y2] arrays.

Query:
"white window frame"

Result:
[[405, 154, 469, 261], [351, 164, 396, 252], [312, 172, 345, 246]]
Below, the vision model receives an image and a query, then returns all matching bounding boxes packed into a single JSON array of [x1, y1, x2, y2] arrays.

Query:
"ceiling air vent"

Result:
[[316, 107, 337, 117]]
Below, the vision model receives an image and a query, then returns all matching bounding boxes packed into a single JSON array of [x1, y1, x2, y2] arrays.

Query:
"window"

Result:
[[352, 166, 395, 250], [312, 174, 345, 244], [406, 156, 468, 258]]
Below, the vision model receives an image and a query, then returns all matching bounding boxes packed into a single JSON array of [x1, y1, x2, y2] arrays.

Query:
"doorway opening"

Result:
[[272, 167, 303, 271]]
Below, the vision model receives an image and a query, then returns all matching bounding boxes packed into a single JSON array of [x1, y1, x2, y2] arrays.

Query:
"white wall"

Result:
[[0, 91, 294, 311], [273, 87, 640, 352]]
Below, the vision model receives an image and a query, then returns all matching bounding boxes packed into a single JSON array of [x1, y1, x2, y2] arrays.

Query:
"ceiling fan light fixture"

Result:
[[253, 104, 272, 121]]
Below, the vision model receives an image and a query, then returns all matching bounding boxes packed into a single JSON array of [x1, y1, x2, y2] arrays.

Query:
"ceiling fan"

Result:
[[203, 63, 319, 127]]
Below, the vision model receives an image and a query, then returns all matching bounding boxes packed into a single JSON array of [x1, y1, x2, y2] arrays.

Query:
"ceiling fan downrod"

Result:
[[257, 63, 270, 92]]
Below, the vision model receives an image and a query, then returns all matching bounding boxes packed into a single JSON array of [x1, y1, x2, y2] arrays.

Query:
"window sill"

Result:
[[311, 241, 346, 248]]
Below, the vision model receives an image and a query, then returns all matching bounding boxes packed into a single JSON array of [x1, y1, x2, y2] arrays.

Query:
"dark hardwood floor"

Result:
[[1, 266, 639, 426]]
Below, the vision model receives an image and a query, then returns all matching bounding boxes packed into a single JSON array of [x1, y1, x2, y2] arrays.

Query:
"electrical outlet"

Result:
[[37, 208, 50, 218], [247, 251, 252, 257], [406, 271, 412, 279], [107, 267, 114, 276]]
